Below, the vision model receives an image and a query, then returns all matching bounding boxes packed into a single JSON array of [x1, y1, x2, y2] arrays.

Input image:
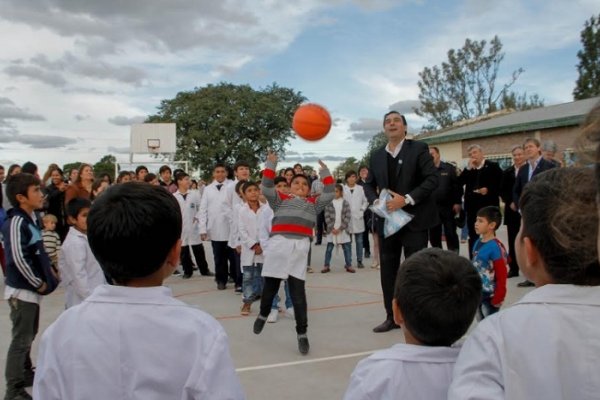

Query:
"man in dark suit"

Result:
[[513, 137, 557, 286], [459, 145, 503, 258], [500, 145, 525, 278], [363, 111, 439, 333], [428, 147, 462, 253]]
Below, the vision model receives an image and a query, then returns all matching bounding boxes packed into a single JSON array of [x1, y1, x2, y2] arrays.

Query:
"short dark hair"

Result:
[[293, 163, 303, 169], [213, 163, 226, 172], [383, 111, 407, 134], [242, 181, 259, 193], [394, 248, 482, 346], [144, 173, 157, 183], [520, 168, 600, 285], [523, 137, 541, 147], [87, 182, 182, 285], [274, 176, 288, 186], [291, 174, 310, 187], [135, 165, 148, 175], [358, 165, 368, 174], [334, 183, 344, 192], [116, 171, 130, 183], [175, 171, 189, 183], [233, 161, 250, 171], [476, 206, 502, 230], [6, 173, 41, 208], [159, 165, 171, 174], [66, 198, 92, 219], [21, 161, 38, 175], [344, 170, 357, 181]]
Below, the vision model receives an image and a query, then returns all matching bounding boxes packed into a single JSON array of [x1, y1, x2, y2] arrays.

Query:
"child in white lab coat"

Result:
[[345, 248, 481, 400], [58, 198, 106, 308], [34, 182, 245, 400], [343, 170, 368, 269]]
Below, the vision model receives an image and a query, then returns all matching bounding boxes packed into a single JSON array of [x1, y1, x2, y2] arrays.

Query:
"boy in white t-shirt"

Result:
[[345, 248, 481, 400]]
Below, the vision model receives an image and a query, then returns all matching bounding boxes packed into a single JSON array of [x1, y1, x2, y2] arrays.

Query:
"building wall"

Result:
[[430, 142, 462, 165]]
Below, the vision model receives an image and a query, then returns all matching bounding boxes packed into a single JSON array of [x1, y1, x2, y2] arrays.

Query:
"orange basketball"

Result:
[[292, 103, 331, 141]]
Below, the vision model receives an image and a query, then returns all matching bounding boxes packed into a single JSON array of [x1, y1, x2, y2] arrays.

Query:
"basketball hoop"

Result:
[[147, 139, 160, 154]]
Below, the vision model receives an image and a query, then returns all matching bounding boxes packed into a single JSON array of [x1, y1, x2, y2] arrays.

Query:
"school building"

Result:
[[418, 96, 600, 169]]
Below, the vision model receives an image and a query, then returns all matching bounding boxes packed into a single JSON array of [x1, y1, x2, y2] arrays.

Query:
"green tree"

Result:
[[416, 36, 543, 129], [93, 154, 116, 182], [62, 162, 82, 176], [359, 131, 387, 167], [573, 14, 600, 100], [333, 157, 359, 181], [147, 82, 306, 176]]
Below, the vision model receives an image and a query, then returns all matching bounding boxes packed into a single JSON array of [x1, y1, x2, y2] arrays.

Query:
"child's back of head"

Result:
[[87, 182, 182, 285], [395, 248, 482, 346]]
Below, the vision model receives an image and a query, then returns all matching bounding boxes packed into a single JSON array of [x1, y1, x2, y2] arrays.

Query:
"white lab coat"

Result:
[[228, 203, 242, 249], [199, 180, 231, 241], [173, 190, 202, 246], [258, 204, 274, 251], [343, 184, 368, 234], [33, 285, 245, 400], [58, 227, 106, 308], [238, 202, 267, 267], [449, 284, 600, 400], [262, 234, 310, 281], [344, 343, 460, 400]]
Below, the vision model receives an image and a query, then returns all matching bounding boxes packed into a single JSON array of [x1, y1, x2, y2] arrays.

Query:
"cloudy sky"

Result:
[[0, 0, 596, 172]]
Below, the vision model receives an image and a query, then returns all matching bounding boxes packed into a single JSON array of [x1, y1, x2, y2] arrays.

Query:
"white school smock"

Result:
[[173, 190, 202, 246], [448, 284, 600, 400], [238, 202, 267, 267], [199, 180, 231, 241], [228, 203, 242, 249], [258, 204, 274, 251], [261, 235, 310, 281], [343, 184, 368, 234], [33, 285, 245, 400], [58, 227, 106, 308], [344, 343, 460, 400]]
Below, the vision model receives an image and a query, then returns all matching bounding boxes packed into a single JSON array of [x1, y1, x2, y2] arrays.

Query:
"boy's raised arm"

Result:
[[260, 152, 282, 211], [315, 160, 335, 215]]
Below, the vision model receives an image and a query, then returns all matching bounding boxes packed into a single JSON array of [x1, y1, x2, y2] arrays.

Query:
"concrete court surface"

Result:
[[1, 226, 534, 399]]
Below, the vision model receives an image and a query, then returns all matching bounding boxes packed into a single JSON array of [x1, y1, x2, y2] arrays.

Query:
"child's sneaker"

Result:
[[307, 266, 314, 273], [240, 303, 251, 316], [286, 307, 295, 319], [298, 334, 310, 355], [253, 315, 267, 334], [267, 308, 279, 323], [321, 266, 330, 273]]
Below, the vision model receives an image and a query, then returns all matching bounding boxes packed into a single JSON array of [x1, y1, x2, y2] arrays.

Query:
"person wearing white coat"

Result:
[[199, 164, 233, 290], [173, 172, 211, 279], [343, 171, 368, 269]]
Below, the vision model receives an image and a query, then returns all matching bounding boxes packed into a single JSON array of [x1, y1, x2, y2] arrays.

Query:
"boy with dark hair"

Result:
[[158, 165, 177, 193], [3, 173, 59, 400], [471, 206, 508, 319], [134, 165, 148, 181], [227, 161, 251, 293], [450, 168, 600, 399], [173, 171, 211, 279], [33, 182, 244, 399], [59, 198, 106, 308], [345, 248, 481, 399]]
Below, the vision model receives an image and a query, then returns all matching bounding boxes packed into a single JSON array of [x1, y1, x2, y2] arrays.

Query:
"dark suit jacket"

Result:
[[513, 158, 557, 206], [459, 159, 502, 215], [500, 165, 520, 226], [363, 139, 439, 232]]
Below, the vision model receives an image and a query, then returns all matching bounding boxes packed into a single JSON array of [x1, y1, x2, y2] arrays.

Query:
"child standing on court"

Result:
[[253, 152, 334, 354], [322, 184, 354, 273], [471, 206, 508, 319], [59, 198, 106, 308], [33, 182, 245, 399], [42, 213, 61, 276], [239, 181, 267, 315], [344, 248, 482, 400]]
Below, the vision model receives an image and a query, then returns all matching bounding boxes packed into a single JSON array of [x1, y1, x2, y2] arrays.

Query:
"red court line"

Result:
[[174, 284, 382, 299]]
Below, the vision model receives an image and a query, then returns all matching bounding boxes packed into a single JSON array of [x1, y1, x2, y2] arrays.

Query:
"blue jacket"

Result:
[[2, 207, 59, 295]]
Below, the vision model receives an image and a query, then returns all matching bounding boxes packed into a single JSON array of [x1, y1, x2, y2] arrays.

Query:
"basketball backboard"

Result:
[[130, 123, 176, 154]]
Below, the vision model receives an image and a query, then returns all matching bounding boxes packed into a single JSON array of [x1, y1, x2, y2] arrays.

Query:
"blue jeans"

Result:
[[242, 264, 262, 303], [271, 280, 293, 310], [352, 233, 364, 263], [477, 297, 500, 320], [324, 242, 352, 267]]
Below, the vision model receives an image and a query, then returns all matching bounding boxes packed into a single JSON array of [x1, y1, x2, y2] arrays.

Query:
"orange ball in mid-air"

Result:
[[292, 103, 332, 141]]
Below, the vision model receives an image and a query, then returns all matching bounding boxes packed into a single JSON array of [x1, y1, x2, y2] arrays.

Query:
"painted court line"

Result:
[[235, 350, 380, 372]]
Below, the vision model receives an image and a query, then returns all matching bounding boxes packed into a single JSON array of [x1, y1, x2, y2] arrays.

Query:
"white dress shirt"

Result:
[[344, 343, 460, 400], [449, 284, 600, 400], [173, 190, 202, 246], [58, 227, 106, 308], [199, 180, 231, 241], [33, 285, 245, 400]]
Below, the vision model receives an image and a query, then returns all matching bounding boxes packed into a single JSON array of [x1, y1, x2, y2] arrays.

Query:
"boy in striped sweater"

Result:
[[253, 152, 334, 354]]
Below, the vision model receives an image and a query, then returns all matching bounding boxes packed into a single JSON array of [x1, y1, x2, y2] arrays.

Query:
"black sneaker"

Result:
[[173, 270, 182, 276], [202, 271, 215, 277], [365, 252, 371, 259], [235, 286, 243, 294], [217, 282, 227, 290], [253, 316, 267, 334], [182, 274, 192, 279], [357, 262, 365, 269], [298, 334, 310, 355]]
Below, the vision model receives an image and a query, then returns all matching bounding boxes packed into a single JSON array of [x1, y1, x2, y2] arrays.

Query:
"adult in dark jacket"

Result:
[[363, 111, 439, 333], [428, 147, 462, 253], [459, 145, 502, 258], [500, 145, 525, 278]]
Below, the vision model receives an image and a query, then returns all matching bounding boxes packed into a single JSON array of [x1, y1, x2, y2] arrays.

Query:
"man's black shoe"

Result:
[[373, 319, 400, 333], [217, 282, 227, 290], [253, 316, 267, 334], [182, 274, 192, 279], [507, 270, 519, 278], [202, 271, 215, 277], [298, 334, 310, 355], [517, 280, 535, 287]]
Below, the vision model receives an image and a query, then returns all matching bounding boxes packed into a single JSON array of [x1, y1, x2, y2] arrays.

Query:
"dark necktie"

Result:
[[216, 184, 222, 191]]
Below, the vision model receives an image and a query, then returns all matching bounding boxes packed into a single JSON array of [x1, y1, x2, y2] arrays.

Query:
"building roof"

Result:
[[420, 96, 600, 145]]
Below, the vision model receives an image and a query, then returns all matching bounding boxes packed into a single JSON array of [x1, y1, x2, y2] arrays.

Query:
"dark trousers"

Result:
[[259, 276, 308, 334], [5, 298, 39, 398], [211, 241, 230, 285], [466, 211, 480, 258], [230, 251, 242, 287], [315, 211, 326, 244], [429, 206, 459, 252], [380, 229, 428, 320], [506, 219, 521, 275], [181, 244, 210, 276]]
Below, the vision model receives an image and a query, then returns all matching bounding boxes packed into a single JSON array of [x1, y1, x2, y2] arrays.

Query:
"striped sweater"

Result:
[[261, 160, 334, 238]]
